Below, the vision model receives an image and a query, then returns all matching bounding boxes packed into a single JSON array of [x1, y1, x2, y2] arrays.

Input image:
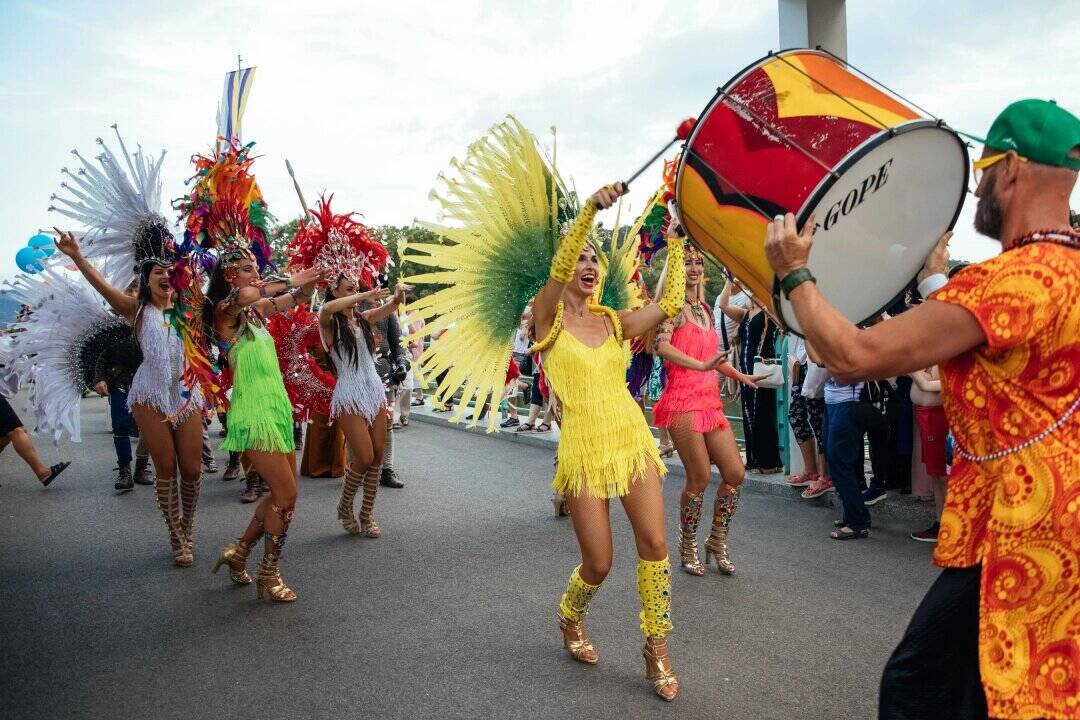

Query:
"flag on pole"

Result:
[[216, 66, 256, 149]]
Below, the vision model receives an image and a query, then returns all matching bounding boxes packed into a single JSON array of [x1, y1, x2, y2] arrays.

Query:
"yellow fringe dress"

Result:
[[536, 302, 665, 499]]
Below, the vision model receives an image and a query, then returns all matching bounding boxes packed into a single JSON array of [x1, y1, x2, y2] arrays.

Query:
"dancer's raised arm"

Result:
[[533, 184, 625, 340], [54, 228, 137, 320], [619, 237, 686, 340]]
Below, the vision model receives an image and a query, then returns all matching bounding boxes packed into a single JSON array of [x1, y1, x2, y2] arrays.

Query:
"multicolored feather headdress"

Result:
[[175, 139, 275, 273], [48, 125, 176, 286], [287, 195, 388, 288]]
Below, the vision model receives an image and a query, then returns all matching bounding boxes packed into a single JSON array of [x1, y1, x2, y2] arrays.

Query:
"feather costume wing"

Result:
[[266, 306, 335, 422], [0, 269, 133, 442], [595, 199, 645, 314], [403, 116, 578, 431], [48, 125, 174, 287]]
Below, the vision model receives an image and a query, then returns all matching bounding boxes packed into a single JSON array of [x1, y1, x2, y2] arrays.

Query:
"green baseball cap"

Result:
[[963, 99, 1080, 171]]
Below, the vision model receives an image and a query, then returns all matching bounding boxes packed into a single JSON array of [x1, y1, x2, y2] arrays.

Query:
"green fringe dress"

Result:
[[221, 325, 295, 454]]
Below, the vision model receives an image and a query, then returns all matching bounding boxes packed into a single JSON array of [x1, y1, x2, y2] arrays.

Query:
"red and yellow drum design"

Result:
[[676, 49, 968, 333]]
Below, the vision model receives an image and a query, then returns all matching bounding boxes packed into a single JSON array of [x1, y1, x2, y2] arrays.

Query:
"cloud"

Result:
[[1, 0, 1078, 283]]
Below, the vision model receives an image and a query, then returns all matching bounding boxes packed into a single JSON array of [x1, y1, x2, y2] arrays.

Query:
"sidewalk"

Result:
[[405, 401, 935, 526]]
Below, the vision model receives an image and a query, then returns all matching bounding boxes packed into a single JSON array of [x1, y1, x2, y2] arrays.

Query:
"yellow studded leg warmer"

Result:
[[636, 557, 673, 638], [558, 565, 601, 623]]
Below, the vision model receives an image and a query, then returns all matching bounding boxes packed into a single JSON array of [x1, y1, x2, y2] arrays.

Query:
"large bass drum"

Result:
[[676, 48, 968, 334]]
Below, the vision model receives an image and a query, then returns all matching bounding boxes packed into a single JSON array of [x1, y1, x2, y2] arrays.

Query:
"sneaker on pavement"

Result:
[[910, 522, 940, 543], [863, 487, 887, 506], [203, 459, 219, 474], [786, 472, 817, 488], [801, 475, 834, 499]]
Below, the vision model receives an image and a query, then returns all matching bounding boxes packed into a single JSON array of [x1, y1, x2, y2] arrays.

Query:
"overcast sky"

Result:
[[2, 0, 1079, 281]]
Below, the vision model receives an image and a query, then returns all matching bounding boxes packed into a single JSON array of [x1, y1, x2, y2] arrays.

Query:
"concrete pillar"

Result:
[[778, 0, 847, 60]]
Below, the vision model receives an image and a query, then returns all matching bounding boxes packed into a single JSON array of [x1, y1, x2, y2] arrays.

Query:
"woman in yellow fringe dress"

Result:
[[532, 183, 686, 701]]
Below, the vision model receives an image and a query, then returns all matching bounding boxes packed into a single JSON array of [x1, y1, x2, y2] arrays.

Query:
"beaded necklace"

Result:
[[954, 228, 1079, 462]]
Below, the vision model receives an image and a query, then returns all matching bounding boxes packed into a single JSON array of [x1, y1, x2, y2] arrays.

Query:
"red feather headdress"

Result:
[[288, 195, 388, 288]]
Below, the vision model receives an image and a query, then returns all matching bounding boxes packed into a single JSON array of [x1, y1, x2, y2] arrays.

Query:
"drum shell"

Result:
[[676, 49, 967, 333]]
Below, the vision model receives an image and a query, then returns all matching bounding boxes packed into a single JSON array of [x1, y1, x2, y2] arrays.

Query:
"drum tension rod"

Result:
[[812, 46, 941, 124], [719, 92, 839, 179], [771, 51, 891, 131]]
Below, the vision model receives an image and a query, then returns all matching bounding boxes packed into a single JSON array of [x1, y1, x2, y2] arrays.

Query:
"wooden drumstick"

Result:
[[617, 117, 697, 192], [284, 158, 311, 218]]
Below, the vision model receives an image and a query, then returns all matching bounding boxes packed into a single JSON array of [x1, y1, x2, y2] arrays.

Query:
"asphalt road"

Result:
[[0, 395, 938, 720]]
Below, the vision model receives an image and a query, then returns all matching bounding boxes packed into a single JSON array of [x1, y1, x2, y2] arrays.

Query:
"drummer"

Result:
[[764, 99, 1080, 720]]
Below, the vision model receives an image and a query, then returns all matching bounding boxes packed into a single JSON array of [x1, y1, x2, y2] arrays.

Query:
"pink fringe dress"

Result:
[[651, 319, 730, 433]]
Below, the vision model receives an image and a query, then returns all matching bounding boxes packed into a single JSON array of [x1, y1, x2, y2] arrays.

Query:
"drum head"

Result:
[[777, 121, 968, 334]]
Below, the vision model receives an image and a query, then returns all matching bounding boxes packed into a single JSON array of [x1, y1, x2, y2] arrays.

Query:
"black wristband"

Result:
[[780, 268, 816, 299]]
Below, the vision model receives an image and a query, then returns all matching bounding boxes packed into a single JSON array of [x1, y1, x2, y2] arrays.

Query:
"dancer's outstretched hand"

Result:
[[53, 228, 81, 259], [288, 266, 324, 288], [701, 350, 730, 371], [359, 287, 391, 304]]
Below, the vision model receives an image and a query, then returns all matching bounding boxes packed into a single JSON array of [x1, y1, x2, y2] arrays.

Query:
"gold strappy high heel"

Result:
[[358, 468, 381, 538], [642, 636, 679, 701], [679, 529, 705, 576], [211, 539, 254, 585], [558, 615, 598, 665], [255, 554, 297, 603], [704, 524, 736, 575], [154, 476, 191, 567], [338, 469, 363, 535]]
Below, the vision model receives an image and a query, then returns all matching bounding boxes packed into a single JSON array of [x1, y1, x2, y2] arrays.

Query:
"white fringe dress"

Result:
[[326, 326, 386, 424]]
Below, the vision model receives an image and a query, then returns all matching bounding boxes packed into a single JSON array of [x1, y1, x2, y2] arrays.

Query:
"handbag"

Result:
[[750, 316, 784, 389]]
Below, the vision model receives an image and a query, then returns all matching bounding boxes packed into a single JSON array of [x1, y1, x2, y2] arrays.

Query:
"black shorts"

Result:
[[0, 395, 25, 435]]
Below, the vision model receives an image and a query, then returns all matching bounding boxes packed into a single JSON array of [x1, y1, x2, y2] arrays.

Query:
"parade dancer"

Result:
[[49, 129, 210, 567], [532, 186, 686, 701], [185, 142, 326, 602], [320, 279, 405, 536], [766, 99, 1080, 720], [285, 196, 395, 537], [405, 119, 683, 701], [651, 243, 766, 576]]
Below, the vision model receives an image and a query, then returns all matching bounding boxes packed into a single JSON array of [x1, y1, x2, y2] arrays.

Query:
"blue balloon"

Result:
[[16, 247, 47, 274], [28, 233, 55, 257]]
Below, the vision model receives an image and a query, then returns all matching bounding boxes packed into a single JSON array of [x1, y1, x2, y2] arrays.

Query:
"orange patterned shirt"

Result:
[[931, 240, 1080, 719]]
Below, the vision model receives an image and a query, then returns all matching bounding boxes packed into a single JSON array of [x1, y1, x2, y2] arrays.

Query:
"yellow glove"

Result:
[[657, 239, 685, 318], [549, 201, 598, 284]]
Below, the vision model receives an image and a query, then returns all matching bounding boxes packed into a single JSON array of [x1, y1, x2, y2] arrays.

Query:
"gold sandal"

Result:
[[211, 539, 254, 585], [643, 636, 679, 701], [558, 615, 598, 665], [255, 554, 297, 603]]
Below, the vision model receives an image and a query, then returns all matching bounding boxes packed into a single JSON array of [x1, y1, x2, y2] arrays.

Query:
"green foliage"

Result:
[[378, 225, 451, 297], [268, 216, 302, 269]]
